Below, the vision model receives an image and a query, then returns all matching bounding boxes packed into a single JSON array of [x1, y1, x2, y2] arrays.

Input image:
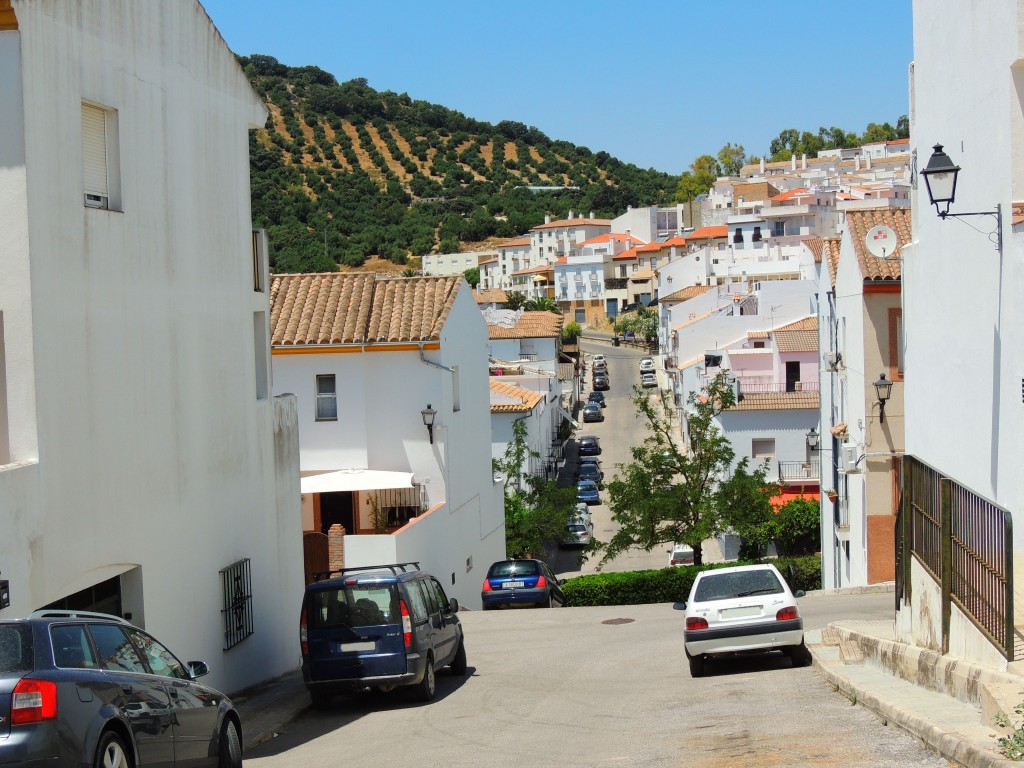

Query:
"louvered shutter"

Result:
[[82, 103, 108, 204]]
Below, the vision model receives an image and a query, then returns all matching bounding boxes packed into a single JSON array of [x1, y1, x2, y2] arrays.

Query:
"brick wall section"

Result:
[[328, 525, 346, 571]]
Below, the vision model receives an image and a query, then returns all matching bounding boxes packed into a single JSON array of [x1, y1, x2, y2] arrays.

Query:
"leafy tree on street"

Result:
[[463, 266, 480, 287], [673, 154, 720, 202], [494, 420, 577, 558], [615, 305, 658, 341], [562, 321, 582, 341], [524, 296, 558, 312], [501, 291, 528, 310], [599, 372, 778, 567]]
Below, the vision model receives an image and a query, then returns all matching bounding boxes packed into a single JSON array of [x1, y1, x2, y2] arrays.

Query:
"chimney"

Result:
[[568, 209, 574, 220], [855, 156, 861, 171], [759, 157, 765, 174], [589, 211, 594, 219], [866, 155, 872, 169], [544, 214, 551, 224], [791, 155, 796, 171], [801, 153, 807, 170]]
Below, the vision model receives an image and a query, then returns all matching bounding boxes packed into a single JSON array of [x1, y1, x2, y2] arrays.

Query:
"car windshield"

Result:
[[694, 569, 784, 602], [0, 624, 32, 674], [488, 561, 541, 578], [308, 583, 400, 629]]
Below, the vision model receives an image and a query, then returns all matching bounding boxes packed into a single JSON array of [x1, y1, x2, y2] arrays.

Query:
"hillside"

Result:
[[239, 55, 678, 273]]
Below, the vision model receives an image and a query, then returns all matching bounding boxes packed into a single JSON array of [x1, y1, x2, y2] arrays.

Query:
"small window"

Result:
[[752, 226, 762, 242], [751, 438, 776, 460], [889, 308, 904, 380], [50, 624, 98, 669], [315, 374, 337, 420], [733, 228, 744, 244], [220, 558, 253, 650], [82, 102, 120, 210]]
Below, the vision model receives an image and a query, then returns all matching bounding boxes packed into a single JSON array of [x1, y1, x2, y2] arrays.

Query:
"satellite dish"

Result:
[[865, 225, 899, 259]]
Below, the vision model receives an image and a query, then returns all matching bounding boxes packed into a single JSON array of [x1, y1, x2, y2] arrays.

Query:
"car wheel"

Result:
[[788, 641, 812, 668], [218, 719, 242, 768], [414, 654, 436, 702], [94, 731, 130, 768], [538, 594, 553, 608], [686, 650, 705, 678], [449, 637, 468, 675], [309, 689, 332, 710]]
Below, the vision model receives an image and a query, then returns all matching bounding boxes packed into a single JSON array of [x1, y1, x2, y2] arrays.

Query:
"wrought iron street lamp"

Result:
[[873, 374, 893, 424], [421, 404, 437, 444], [919, 144, 1002, 252]]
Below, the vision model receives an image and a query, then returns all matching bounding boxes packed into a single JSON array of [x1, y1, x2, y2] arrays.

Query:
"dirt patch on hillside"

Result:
[[365, 123, 412, 182]]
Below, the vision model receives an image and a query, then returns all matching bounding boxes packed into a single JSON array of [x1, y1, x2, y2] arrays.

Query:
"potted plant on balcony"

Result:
[[824, 488, 839, 504]]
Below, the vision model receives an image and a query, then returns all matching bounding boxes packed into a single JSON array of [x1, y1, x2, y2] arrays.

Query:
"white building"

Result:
[[529, 213, 611, 266], [817, 209, 906, 590], [896, 0, 1024, 668], [0, 0, 303, 693], [269, 274, 505, 610], [421, 249, 497, 277]]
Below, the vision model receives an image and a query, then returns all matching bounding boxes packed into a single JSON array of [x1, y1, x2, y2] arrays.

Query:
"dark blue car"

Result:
[[577, 479, 600, 505], [481, 560, 565, 609]]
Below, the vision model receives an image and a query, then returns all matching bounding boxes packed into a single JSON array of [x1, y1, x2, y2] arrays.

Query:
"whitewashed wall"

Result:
[[0, 0, 304, 694]]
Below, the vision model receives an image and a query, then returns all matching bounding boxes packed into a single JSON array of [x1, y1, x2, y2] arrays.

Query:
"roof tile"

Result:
[[726, 392, 820, 411], [488, 311, 563, 339], [847, 208, 909, 281]]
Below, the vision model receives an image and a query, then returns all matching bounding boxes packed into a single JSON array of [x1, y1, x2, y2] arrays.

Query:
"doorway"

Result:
[[319, 491, 355, 535], [785, 361, 800, 392]]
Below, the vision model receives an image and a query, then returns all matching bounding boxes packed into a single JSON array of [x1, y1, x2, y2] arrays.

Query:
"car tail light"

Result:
[[481, 579, 492, 592], [776, 606, 800, 621], [400, 600, 412, 647], [300, 608, 308, 657], [11, 679, 57, 725], [686, 616, 709, 630], [535, 575, 547, 588]]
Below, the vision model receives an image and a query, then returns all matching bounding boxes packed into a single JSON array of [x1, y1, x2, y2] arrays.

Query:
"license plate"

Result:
[[337, 641, 375, 652], [503, 581, 525, 589], [721, 606, 761, 619]]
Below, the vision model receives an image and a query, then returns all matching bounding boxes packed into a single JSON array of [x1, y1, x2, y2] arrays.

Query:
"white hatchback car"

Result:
[[639, 356, 656, 372], [677, 563, 808, 677], [640, 372, 657, 388]]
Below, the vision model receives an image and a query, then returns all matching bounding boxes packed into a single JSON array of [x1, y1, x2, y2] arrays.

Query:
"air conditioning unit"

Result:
[[840, 443, 862, 473], [824, 351, 842, 371]]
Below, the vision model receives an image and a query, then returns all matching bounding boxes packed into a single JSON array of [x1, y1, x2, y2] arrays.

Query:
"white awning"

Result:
[[557, 404, 580, 429], [300, 469, 414, 494]]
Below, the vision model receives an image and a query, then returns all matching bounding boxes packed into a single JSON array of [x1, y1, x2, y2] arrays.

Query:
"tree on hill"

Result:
[[674, 154, 720, 202], [717, 143, 747, 177]]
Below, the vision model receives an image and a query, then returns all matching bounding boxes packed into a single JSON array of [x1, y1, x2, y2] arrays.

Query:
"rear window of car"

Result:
[[308, 583, 401, 629], [567, 524, 587, 533], [487, 561, 541, 578], [694, 569, 784, 602], [0, 624, 32, 674]]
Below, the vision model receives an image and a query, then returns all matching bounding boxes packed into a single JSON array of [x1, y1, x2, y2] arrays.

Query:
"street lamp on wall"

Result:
[[421, 404, 437, 444], [919, 143, 1002, 252], [873, 374, 893, 424], [806, 427, 819, 450]]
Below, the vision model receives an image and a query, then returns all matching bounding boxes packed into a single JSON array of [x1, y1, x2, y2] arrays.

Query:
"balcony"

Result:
[[605, 278, 628, 290], [736, 379, 820, 394], [778, 460, 819, 482]]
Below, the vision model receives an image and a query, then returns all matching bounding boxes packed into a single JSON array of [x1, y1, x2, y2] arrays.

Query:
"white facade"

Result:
[[0, 0, 303, 693], [422, 249, 496, 277], [529, 214, 611, 266], [897, 0, 1024, 667], [271, 282, 505, 609], [611, 204, 687, 243]]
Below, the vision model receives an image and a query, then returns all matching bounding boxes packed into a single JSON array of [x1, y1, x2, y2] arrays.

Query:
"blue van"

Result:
[[300, 563, 466, 708]]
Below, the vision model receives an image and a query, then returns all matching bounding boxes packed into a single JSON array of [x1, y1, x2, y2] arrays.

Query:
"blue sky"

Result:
[[201, 0, 912, 174]]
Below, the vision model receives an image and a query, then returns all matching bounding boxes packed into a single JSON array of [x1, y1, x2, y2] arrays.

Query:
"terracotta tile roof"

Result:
[[490, 379, 543, 413], [823, 238, 841, 288], [803, 236, 824, 263], [726, 391, 820, 411], [887, 138, 910, 146], [512, 264, 553, 276], [1013, 201, 1024, 226], [747, 330, 770, 339], [774, 316, 817, 333], [531, 218, 612, 231], [847, 208, 909, 282], [686, 225, 729, 240], [660, 285, 714, 303], [773, 316, 818, 353], [480, 257, 499, 265], [555, 257, 567, 264], [612, 247, 640, 261], [488, 311, 563, 339], [635, 235, 688, 253], [499, 236, 531, 248], [474, 288, 508, 304], [577, 232, 646, 247], [769, 187, 809, 202], [270, 274, 461, 346]]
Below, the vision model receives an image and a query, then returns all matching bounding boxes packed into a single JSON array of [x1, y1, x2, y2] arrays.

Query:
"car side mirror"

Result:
[[188, 661, 210, 679], [794, 590, 806, 599], [672, 601, 686, 611], [449, 597, 460, 614]]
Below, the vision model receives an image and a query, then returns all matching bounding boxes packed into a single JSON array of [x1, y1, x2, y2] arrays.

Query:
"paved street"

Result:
[[246, 593, 948, 768]]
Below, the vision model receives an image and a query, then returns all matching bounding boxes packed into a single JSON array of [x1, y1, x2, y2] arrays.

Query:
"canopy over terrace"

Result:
[[300, 469, 414, 494]]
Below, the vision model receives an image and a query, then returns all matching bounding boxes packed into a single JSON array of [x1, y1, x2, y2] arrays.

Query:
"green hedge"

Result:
[[561, 554, 822, 607]]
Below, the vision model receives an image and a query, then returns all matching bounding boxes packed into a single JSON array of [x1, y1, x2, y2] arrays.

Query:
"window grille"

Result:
[[220, 558, 253, 650]]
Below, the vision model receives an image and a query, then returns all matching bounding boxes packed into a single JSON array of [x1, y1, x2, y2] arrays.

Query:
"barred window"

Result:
[[220, 558, 253, 650]]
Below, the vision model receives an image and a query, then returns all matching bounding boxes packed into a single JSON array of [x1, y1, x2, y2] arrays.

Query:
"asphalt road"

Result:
[[246, 593, 948, 768]]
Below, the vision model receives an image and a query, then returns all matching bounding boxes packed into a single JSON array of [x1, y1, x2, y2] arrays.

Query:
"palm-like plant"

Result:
[[524, 297, 558, 313]]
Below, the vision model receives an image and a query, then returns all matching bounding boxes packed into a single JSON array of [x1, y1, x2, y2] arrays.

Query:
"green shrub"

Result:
[[561, 554, 821, 607]]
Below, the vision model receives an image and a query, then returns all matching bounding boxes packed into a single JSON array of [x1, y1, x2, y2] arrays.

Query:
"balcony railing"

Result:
[[778, 461, 819, 481], [737, 380, 820, 394]]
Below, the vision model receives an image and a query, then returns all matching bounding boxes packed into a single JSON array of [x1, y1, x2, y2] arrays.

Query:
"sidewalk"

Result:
[[231, 669, 309, 752], [807, 618, 1024, 768]]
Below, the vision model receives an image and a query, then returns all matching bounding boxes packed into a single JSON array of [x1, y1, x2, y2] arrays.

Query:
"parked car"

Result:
[[639, 356, 656, 372], [578, 455, 602, 469], [0, 610, 242, 768], [577, 461, 604, 487], [573, 501, 592, 523], [301, 562, 466, 707], [481, 559, 566, 609], [591, 354, 606, 366], [562, 518, 594, 547], [640, 372, 657, 388], [576, 479, 600, 505], [668, 543, 695, 566], [593, 373, 610, 390], [582, 403, 604, 422], [587, 390, 607, 408], [577, 435, 601, 456], [592, 359, 608, 374], [675, 563, 809, 678]]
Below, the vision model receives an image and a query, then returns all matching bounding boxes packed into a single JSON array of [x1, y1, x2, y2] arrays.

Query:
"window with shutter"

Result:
[[82, 104, 108, 208]]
